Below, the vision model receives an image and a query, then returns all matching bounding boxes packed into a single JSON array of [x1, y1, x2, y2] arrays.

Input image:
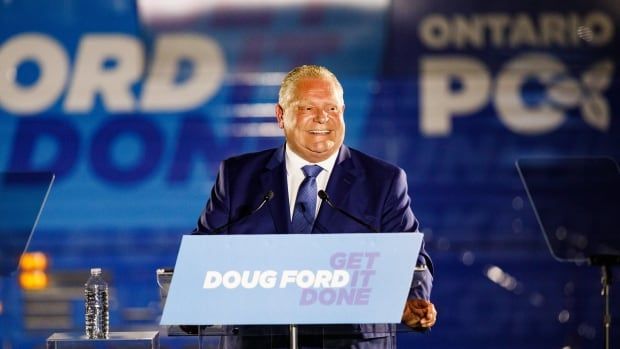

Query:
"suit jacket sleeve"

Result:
[[193, 160, 230, 234], [383, 168, 433, 301]]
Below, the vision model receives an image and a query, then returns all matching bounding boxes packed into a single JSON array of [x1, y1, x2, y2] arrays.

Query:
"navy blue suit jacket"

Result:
[[193, 145, 433, 343]]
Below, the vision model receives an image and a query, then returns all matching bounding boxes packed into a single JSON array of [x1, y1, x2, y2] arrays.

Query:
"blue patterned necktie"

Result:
[[291, 165, 323, 234]]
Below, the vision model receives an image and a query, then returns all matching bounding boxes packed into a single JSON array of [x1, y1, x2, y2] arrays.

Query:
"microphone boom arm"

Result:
[[211, 190, 274, 234], [318, 190, 379, 233]]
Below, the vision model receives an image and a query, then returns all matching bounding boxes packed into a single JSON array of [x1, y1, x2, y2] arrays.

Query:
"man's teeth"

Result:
[[309, 130, 330, 134]]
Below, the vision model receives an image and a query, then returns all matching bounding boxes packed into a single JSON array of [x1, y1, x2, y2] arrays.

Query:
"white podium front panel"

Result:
[[161, 233, 422, 325]]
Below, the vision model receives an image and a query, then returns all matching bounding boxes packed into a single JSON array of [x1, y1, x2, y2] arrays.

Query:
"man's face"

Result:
[[276, 77, 345, 163]]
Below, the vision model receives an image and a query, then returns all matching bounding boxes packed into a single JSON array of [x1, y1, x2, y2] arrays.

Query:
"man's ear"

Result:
[[275, 104, 285, 129]]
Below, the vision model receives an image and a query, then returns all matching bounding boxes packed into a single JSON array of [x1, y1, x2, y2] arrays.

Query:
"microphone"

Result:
[[318, 190, 379, 233], [211, 190, 274, 234]]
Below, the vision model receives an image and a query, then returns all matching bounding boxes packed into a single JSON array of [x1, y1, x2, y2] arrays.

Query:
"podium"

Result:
[[160, 233, 425, 348]]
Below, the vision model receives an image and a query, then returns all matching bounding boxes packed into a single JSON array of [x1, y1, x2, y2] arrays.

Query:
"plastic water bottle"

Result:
[[84, 268, 109, 339]]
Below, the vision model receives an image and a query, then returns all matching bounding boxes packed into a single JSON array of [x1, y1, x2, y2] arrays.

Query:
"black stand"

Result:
[[589, 255, 620, 349], [602, 266, 611, 349]]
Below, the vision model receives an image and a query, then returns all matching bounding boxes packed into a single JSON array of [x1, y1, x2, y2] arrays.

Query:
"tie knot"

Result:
[[302, 165, 322, 178]]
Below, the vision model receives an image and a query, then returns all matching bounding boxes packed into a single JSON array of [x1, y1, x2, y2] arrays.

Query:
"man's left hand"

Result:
[[401, 299, 437, 329]]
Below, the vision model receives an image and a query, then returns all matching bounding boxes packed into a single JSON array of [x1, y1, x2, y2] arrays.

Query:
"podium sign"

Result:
[[161, 233, 422, 325]]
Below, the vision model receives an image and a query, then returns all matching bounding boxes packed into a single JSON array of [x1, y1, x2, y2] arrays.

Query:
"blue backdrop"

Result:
[[1, 0, 618, 348]]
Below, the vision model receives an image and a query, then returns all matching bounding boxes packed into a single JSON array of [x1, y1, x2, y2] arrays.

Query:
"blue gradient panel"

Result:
[[162, 233, 421, 325]]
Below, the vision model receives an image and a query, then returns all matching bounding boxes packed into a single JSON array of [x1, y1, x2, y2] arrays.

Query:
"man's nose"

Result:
[[315, 110, 328, 123]]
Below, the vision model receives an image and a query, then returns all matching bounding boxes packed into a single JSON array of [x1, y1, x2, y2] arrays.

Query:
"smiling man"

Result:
[[193, 65, 436, 348], [275, 67, 345, 163]]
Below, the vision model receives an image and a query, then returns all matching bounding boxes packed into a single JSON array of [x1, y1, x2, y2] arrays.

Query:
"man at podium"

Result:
[[193, 65, 436, 348]]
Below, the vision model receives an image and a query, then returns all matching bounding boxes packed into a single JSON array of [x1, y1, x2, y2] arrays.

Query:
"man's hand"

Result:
[[401, 299, 437, 329]]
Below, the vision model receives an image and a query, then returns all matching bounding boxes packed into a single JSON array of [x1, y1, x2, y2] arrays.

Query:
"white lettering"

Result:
[[296, 270, 315, 288], [454, 15, 484, 49], [202, 270, 351, 289], [509, 14, 537, 47], [420, 56, 490, 136], [279, 270, 298, 288], [0, 33, 68, 114], [330, 270, 350, 288], [540, 13, 567, 46], [495, 53, 566, 134], [584, 12, 614, 46], [486, 14, 511, 47], [140, 34, 225, 111], [259, 270, 277, 288], [313, 270, 332, 288], [418, 12, 614, 49], [222, 270, 242, 289], [240, 270, 260, 288], [418, 14, 451, 50], [203, 271, 222, 289], [64, 35, 143, 113]]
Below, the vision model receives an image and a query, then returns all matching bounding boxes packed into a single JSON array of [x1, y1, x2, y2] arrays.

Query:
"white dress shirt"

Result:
[[285, 145, 339, 220]]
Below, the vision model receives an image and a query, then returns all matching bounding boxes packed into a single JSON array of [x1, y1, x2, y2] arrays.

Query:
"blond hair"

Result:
[[278, 65, 344, 109]]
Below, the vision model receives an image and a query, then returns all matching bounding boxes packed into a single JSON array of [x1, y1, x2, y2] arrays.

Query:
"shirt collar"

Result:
[[284, 144, 339, 174]]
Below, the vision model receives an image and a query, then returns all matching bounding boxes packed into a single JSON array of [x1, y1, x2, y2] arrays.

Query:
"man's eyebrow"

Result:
[[292, 100, 313, 107]]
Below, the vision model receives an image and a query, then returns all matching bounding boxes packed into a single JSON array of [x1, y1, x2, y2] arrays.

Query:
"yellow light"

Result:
[[19, 270, 49, 290], [19, 252, 48, 271]]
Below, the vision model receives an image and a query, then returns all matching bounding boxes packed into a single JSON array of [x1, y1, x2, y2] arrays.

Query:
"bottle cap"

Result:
[[90, 268, 102, 275]]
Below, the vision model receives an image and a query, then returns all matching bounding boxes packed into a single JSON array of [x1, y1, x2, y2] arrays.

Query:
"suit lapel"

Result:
[[261, 146, 290, 234], [313, 145, 361, 234]]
